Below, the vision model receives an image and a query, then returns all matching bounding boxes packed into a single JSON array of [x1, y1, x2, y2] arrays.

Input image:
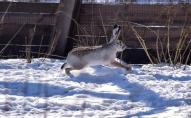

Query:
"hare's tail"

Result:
[[61, 61, 68, 70]]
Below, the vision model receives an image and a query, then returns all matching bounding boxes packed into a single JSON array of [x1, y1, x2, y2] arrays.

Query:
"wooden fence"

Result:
[[0, 2, 58, 57], [0, 0, 81, 58], [75, 4, 191, 63], [1, 2, 191, 63]]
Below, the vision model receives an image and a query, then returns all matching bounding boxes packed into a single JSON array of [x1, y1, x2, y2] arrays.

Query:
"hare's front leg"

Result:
[[111, 61, 132, 71]]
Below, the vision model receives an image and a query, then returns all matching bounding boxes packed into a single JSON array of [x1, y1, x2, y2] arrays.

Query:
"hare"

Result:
[[61, 25, 132, 75]]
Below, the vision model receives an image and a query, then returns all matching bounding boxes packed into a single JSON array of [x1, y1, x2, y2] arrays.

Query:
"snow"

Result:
[[0, 58, 190, 118]]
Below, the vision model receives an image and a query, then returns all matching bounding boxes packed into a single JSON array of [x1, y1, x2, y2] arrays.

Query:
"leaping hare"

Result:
[[61, 25, 132, 75]]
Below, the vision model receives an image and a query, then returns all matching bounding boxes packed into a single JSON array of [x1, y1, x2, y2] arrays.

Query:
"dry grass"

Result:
[[90, 3, 190, 69], [165, 4, 191, 69], [128, 3, 191, 69], [38, 35, 44, 58], [127, 21, 154, 66]]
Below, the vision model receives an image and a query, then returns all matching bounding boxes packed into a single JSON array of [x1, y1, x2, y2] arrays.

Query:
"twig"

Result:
[[159, 34, 167, 65], [43, 28, 62, 62], [128, 21, 159, 37], [56, 11, 92, 46], [0, 23, 25, 55], [174, 12, 188, 65], [156, 30, 162, 66], [183, 49, 191, 70], [99, 10, 108, 43], [128, 21, 154, 66], [38, 35, 44, 58], [182, 39, 191, 58], [0, 2, 12, 26], [167, 17, 174, 68], [26, 25, 36, 63]]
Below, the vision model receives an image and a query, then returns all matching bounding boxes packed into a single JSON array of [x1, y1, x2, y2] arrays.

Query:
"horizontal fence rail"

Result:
[[76, 3, 191, 63], [0, 2, 59, 57], [77, 4, 191, 49]]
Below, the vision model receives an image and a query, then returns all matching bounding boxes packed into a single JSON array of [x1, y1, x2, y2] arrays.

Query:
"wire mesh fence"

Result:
[[0, 1, 191, 118], [0, 2, 58, 58], [82, 0, 191, 4], [76, 0, 191, 64]]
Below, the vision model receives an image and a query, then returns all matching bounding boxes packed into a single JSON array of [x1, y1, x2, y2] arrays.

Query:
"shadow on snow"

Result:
[[0, 66, 190, 116]]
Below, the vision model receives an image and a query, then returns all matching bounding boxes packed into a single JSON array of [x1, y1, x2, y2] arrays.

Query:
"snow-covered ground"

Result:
[[0, 58, 190, 118]]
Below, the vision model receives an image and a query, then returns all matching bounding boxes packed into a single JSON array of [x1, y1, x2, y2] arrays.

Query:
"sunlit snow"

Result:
[[0, 58, 190, 118]]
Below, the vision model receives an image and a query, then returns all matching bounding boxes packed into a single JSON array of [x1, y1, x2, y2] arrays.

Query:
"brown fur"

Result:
[[111, 61, 132, 71]]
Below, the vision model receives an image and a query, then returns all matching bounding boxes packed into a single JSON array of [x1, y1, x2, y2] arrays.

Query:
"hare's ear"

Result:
[[116, 26, 121, 39], [114, 24, 118, 29], [109, 25, 121, 44], [113, 25, 121, 38], [113, 25, 120, 36]]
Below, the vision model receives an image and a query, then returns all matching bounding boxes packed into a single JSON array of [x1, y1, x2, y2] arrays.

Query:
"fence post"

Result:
[[49, 0, 82, 57]]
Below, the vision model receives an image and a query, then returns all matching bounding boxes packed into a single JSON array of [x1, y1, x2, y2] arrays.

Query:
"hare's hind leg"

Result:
[[111, 61, 132, 71], [61, 62, 67, 69], [61, 61, 70, 70], [65, 63, 87, 75], [65, 68, 72, 75], [61, 61, 72, 75]]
